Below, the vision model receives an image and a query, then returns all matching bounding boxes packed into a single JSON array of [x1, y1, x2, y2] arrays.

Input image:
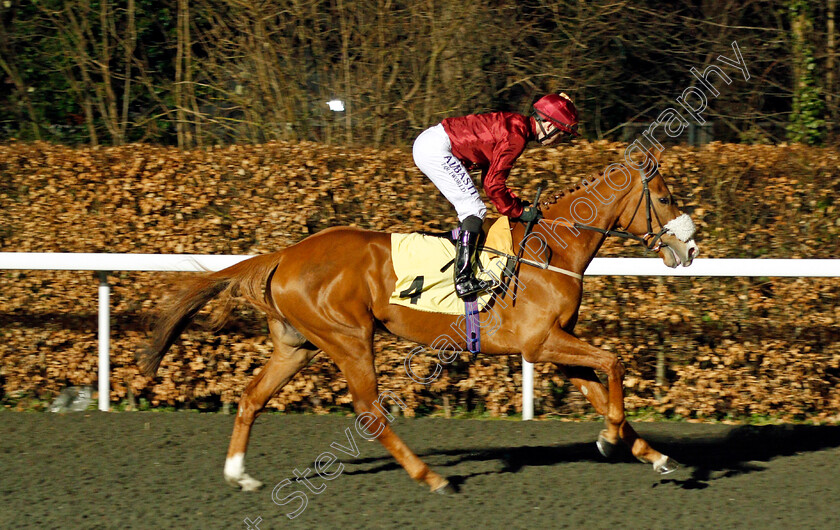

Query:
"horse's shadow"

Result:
[[342, 424, 840, 491]]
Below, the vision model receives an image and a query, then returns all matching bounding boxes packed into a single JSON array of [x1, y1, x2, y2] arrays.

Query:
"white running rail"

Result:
[[1, 253, 838, 413]]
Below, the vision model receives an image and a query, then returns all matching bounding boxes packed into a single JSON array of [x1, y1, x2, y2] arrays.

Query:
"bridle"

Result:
[[538, 172, 671, 253], [500, 172, 675, 283]]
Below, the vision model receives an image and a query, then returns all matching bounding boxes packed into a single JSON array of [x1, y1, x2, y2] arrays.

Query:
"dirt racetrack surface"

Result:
[[1, 412, 839, 529]]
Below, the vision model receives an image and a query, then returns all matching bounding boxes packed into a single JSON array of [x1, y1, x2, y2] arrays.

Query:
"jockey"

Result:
[[412, 92, 580, 299]]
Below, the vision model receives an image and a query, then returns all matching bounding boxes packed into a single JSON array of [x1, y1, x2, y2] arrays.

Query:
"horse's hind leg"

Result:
[[559, 366, 675, 471], [315, 333, 451, 493], [224, 319, 318, 491]]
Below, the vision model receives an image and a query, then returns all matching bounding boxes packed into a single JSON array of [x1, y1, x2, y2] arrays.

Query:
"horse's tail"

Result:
[[138, 252, 285, 376]]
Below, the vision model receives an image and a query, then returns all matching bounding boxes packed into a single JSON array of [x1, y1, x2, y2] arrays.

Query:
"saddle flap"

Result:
[[389, 217, 514, 314]]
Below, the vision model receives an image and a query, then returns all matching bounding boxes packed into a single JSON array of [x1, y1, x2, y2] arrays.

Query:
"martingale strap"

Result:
[[482, 246, 583, 280]]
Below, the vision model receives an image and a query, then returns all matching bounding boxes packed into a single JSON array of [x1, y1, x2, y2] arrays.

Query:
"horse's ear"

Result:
[[624, 139, 660, 176], [652, 147, 664, 164]]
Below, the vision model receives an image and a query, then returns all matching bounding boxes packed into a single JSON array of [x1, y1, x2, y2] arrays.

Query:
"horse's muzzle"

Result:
[[659, 236, 699, 268]]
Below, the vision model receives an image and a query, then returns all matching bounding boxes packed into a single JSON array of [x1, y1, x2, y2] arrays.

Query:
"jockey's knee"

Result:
[[457, 200, 486, 220], [460, 215, 483, 233]]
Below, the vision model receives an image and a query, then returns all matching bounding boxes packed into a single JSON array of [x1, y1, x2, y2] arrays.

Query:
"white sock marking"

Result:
[[225, 453, 245, 479]]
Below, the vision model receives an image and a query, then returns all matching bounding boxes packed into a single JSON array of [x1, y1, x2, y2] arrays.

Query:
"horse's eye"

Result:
[[658, 197, 671, 205]]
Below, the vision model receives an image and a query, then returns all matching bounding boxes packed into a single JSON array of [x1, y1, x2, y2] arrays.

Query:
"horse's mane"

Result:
[[540, 173, 601, 208]]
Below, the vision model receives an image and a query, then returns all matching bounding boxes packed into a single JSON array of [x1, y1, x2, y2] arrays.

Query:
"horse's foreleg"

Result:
[[225, 320, 318, 491], [559, 366, 668, 467], [528, 328, 678, 474]]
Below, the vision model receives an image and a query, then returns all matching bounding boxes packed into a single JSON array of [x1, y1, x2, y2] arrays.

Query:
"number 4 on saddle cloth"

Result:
[[389, 217, 516, 356]]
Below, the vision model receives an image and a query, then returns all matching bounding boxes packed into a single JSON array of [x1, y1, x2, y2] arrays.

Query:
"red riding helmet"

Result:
[[533, 92, 580, 136]]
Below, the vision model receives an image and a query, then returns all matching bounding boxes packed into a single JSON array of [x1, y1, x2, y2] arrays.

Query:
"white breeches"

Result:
[[413, 124, 486, 222]]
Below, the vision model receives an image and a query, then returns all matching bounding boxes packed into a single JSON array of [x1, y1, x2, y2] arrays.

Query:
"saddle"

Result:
[[388, 217, 515, 315]]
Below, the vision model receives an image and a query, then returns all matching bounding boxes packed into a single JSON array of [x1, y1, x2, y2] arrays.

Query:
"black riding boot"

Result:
[[454, 216, 492, 299]]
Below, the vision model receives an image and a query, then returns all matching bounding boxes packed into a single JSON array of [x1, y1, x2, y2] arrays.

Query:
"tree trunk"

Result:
[[0, 55, 41, 140], [99, 0, 122, 144], [422, 0, 441, 127], [175, 0, 187, 148], [182, 0, 200, 147], [336, 0, 353, 144], [828, 0, 837, 131], [121, 0, 136, 143]]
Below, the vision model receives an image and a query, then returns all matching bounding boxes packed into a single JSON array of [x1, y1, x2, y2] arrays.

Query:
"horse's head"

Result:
[[612, 154, 699, 268], [534, 149, 699, 269]]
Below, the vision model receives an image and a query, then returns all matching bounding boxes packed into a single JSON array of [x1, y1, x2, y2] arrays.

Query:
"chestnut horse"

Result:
[[139, 156, 698, 493]]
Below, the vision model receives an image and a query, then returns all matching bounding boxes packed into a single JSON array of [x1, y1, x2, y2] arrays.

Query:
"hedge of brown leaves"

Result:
[[1, 139, 838, 422]]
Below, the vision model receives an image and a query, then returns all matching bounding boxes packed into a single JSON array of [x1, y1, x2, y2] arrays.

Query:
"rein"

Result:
[[538, 173, 670, 253], [506, 172, 670, 282], [503, 180, 583, 282]]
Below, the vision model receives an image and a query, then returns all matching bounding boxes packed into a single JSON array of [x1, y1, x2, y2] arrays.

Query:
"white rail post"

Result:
[[97, 271, 110, 411], [522, 358, 534, 420]]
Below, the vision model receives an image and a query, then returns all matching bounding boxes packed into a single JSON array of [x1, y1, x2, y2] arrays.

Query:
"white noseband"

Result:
[[663, 213, 696, 243]]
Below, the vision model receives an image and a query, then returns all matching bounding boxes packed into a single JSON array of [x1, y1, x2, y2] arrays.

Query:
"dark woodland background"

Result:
[[1, 0, 837, 147]]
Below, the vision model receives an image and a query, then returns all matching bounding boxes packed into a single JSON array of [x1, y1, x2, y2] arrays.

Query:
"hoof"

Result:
[[596, 430, 620, 459], [225, 473, 264, 492], [652, 455, 680, 475], [431, 480, 456, 495]]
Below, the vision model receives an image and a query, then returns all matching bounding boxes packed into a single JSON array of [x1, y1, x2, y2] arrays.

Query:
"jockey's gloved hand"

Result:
[[515, 203, 542, 224]]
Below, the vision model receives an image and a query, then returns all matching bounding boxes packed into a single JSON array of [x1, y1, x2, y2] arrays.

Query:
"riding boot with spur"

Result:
[[454, 216, 492, 299]]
